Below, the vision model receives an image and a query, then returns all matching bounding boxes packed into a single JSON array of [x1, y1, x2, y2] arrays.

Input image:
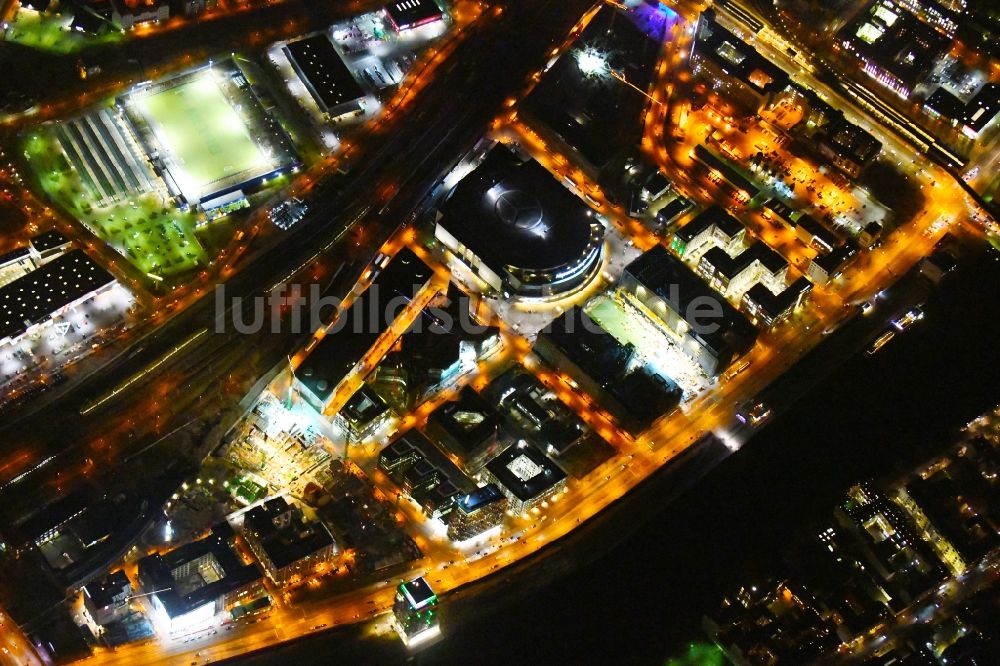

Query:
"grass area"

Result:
[[586, 296, 648, 355], [2, 8, 122, 54], [23, 130, 209, 278], [133, 73, 271, 202], [230, 476, 267, 504], [664, 642, 727, 666]]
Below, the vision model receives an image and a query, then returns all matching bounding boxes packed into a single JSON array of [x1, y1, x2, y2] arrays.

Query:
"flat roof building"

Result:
[[924, 87, 965, 122], [816, 115, 881, 177], [378, 430, 474, 519], [82, 571, 131, 626], [793, 213, 841, 255], [29, 230, 71, 263], [522, 5, 668, 169], [621, 245, 757, 376], [295, 248, 437, 414], [671, 205, 746, 260], [241, 497, 337, 586], [698, 242, 787, 300], [0, 249, 116, 345], [382, 284, 500, 403], [741, 277, 812, 328], [838, 0, 949, 98], [692, 144, 762, 201], [384, 0, 443, 33], [436, 145, 604, 299], [447, 484, 506, 541], [807, 243, 858, 286], [494, 372, 588, 456], [427, 386, 503, 473], [137, 524, 264, 635], [692, 11, 789, 110], [284, 34, 366, 119], [961, 83, 1000, 139], [483, 441, 567, 515], [393, 577, 439, 644], [535, 308, 682, 433], [337, 385, 392, 442]]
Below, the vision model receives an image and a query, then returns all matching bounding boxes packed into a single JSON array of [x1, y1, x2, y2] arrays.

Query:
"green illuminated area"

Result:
[[664, 642, 727, 666], [132, 73, 273, 204], [2, 8, 122, 54], [229, 475, 267, 504], [23, 130, 209, 278]]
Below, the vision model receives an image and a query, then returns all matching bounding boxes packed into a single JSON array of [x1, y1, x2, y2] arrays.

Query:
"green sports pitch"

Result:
[[132, 72, 272, 204]]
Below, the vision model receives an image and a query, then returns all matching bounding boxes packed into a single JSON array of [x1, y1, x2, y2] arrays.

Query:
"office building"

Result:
[[697, 242, 788, 301], [337, 385, 392, 442], [620, 246, 758, 376], [522, 5, 668, 169], [380, 284, 500, 404], [427, 387, 503, 473], [691, 11, 789, 112], [838, 0, 949, 99], [493, 371, 588, 457], [392, 577, 440, 646], [670, 205, 746, 261], [295, 248, 438, 416], [137, 524, 264, 635], [241, 497, 337, 586], [378, 430, 473, 520], [82, 571, 131, 626], [482, 441, 567, 515], [740, 277, 812, 328], [447, 484, 507, 541], [534, 308, 682, 433]]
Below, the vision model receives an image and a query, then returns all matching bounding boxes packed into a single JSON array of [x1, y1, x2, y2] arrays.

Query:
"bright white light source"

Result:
[[575, 48, 608, 78]]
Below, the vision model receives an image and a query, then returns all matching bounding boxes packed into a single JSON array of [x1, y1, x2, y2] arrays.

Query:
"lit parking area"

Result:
[[267, 11, 449, 149], [0, 283, 135, 388]]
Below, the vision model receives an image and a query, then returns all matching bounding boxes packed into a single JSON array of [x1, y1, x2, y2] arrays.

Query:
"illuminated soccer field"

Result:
[[132, 72, 273, 205]]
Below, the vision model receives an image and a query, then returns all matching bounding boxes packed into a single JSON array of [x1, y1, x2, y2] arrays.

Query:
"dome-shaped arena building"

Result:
[[434, 144, 605, 299]]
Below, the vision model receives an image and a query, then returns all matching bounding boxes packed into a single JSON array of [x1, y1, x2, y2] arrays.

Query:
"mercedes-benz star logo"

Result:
[[494, 189, 544, 231]]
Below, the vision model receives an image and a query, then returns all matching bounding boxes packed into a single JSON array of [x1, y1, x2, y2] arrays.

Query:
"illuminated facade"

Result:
[[620, 246, 757, 377], [447, 484, 507, 541], [136, 524, 264, 636], [482, 441, 566, 515], [392, 577, 440, 647]]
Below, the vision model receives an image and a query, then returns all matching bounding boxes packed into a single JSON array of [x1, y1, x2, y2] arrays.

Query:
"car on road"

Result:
[[737, 401, 772, 427], [892, 306, 924, 331], [724, 359, 751, 380]]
